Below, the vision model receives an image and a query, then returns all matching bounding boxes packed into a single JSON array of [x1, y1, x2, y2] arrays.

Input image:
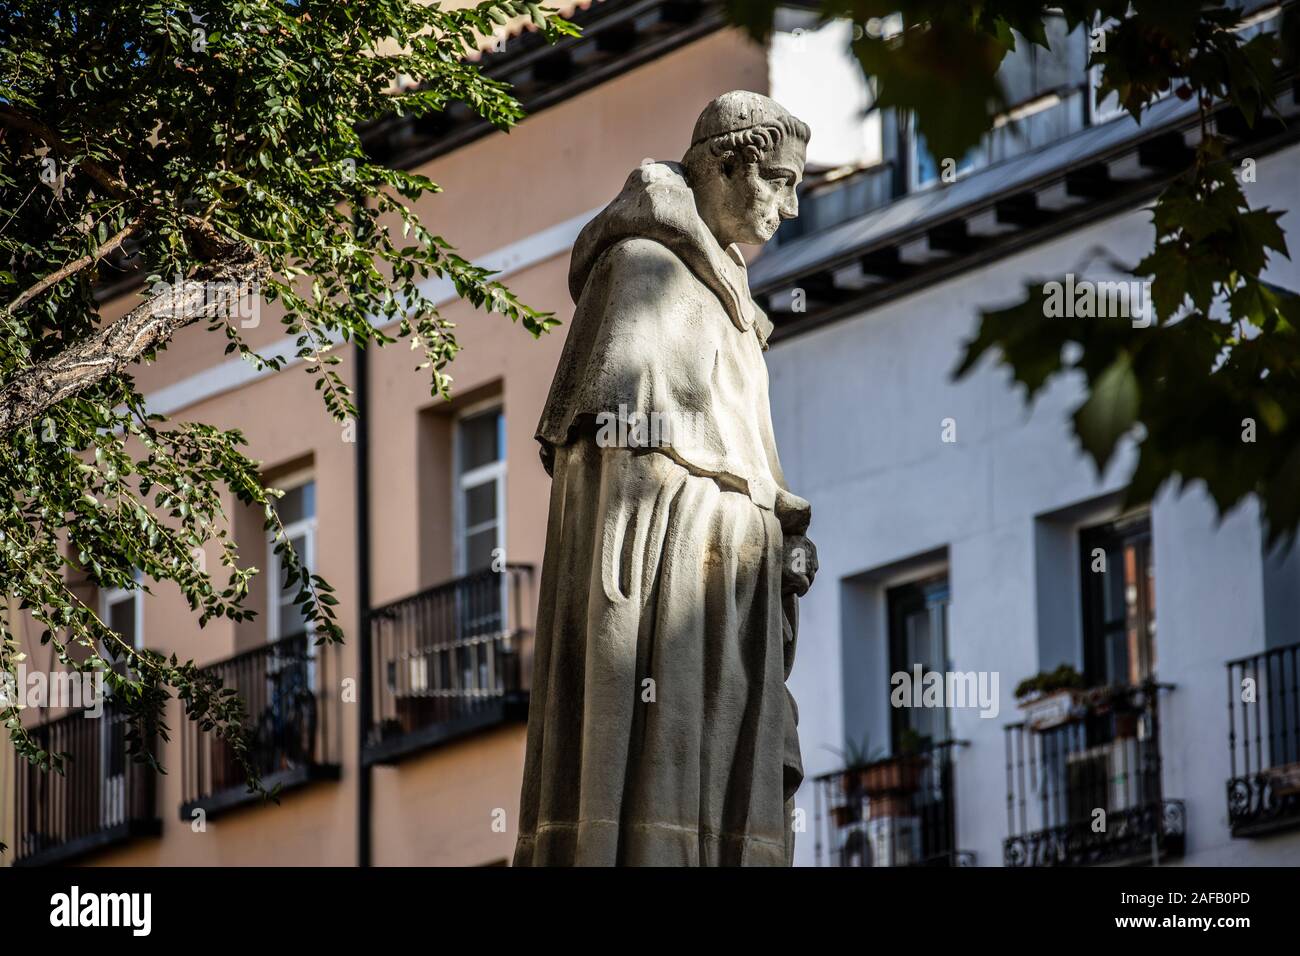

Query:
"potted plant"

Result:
[[1015, 663, 1086, 731], [823, 734, 885, 828], [825, 733, 887, 794], [862, 728, 932, 819]]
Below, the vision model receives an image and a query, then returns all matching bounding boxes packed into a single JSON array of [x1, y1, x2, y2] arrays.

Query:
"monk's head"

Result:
[[682, 91, 809, 248]]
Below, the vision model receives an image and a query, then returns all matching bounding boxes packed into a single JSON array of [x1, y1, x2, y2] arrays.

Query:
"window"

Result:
[[454, 405, 505, 575], [1086, 62, 1128, 126], [769, 16, 882, 170], [98, 572, 141, 826], [453, 406, 507, 700], [910, 125, 983, 191], [909, 15, 1085, 190], [99, 570, 143, 660], [265, 475, 317, 742], [1080, 512, 1155, 688], [268, 476, 316, 642], [887, 574, 952, 749]]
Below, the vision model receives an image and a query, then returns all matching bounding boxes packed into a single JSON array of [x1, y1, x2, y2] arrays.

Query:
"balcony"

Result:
[[1003, 680, 1183, 866], [179, 634, 341, 820], [364, 565, 533, 765], [13, 706, 161, 866], [813, 740, 973, 866], [1227, 641, 1300, 837]]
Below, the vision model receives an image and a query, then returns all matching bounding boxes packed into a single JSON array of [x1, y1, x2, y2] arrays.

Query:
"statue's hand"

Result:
[[782, 534, 818, 597]]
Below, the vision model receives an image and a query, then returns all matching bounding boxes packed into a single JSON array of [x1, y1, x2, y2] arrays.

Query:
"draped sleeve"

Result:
[[537, 236, 808, 535]]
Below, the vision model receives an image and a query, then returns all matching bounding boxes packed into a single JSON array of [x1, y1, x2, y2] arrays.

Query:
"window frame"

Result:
[[98, 571, 141, 822], [99, 570, 144, 654], [886, 573, 953, 752], [1078, 510, 1156, 689], [452, 400, 506, 577], [267, 470, 317, 644]]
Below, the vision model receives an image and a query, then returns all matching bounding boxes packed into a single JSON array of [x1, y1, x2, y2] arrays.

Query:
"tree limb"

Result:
[[0, 235, 267, 435], [5, 219, 142, 315], [0, 103, 129, 199], [0, 104, 272, 434]]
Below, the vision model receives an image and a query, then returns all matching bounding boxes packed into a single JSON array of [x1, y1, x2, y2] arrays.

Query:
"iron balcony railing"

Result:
[[814, 740, 973, 867], [180, 633, 340, 819], [365, 564, 533, 763], [14, 705, 160, 865], [1227, 640, 1300, 837], [1004, 680, 1183, 866]]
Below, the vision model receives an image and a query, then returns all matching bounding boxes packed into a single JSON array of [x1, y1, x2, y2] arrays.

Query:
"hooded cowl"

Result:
[[535, 161, 801, 522], [514, 160, 810, 866]]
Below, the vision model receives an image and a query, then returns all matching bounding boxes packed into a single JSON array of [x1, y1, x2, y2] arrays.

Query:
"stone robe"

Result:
[[513, 161, 810, 866]]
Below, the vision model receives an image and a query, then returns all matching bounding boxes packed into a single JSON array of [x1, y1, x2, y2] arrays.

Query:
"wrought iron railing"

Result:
[[1003, 680, 1183, 866], [180, 633, 340, 817], [14, 705, 160, 865], [814, 740, 972, 866], [365, 565, 533, 762], [1227, 641, 1300, 836]]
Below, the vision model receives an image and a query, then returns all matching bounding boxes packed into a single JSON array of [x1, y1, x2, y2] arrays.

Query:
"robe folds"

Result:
[[513, 162, 811, 867]]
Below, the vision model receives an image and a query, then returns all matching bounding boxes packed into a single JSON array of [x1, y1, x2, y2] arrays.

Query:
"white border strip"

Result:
[[143, 206, 599, 417]]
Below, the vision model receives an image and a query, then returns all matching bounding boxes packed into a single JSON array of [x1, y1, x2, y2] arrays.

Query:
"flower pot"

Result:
[[1018, 688, 1082, 731], [861, 754, 928, 798], [868, 792, 913, 820]]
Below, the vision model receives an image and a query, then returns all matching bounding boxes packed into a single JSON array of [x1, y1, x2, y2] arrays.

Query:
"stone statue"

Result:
[[513, 91, 817, 866]]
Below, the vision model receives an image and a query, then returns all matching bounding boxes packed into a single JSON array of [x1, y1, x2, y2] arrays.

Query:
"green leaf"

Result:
[[1074, 353, 1140, 473]]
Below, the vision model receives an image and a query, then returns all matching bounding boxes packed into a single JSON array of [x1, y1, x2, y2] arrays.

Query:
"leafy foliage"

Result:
[[1014, 663, 1085, 700], [0, 0, 577, 839], [730, 1, 1300, 545]]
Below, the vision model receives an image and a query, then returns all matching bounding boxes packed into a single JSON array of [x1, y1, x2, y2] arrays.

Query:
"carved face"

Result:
[[695, 134, 806, 247]]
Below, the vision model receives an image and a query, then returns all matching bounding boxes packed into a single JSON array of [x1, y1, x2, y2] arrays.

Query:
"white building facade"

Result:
[[759, 7, 1300, 868]]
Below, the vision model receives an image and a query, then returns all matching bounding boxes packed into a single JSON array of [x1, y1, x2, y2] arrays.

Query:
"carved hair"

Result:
[[683, 114, 810, 179]]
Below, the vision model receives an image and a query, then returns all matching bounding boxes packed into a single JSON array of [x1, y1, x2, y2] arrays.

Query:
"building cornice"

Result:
[[751, 74, 1300, 344], [359, 0, 728, 171]]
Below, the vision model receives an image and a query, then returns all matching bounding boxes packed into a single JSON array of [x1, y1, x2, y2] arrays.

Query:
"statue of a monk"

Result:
[[513, 91, 817, 867]]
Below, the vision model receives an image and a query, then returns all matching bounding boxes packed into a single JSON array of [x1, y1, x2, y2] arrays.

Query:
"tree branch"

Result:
[[5, 219, 142, 315], [0, 231, 267, 435], [0, 103, 129, 199], [0, 105, 272, 434]]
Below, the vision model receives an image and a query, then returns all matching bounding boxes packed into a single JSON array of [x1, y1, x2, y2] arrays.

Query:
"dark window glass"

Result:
[[465, 482, 497, 529], [459, 409, 503, 474], [1080, 513, 1155, 687], [887, 575, 952, 750], [466, 528, 497, 573], [278, 482, 315, 526], [107, 595, 136, 648], [278, 531, 310, 639]]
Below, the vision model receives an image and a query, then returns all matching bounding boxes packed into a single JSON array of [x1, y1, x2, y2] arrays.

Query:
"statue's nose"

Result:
[[779, 193, 799, 221]]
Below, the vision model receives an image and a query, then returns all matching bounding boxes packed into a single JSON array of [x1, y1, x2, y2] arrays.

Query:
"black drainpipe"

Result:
[[355, 325, 373, 867]]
